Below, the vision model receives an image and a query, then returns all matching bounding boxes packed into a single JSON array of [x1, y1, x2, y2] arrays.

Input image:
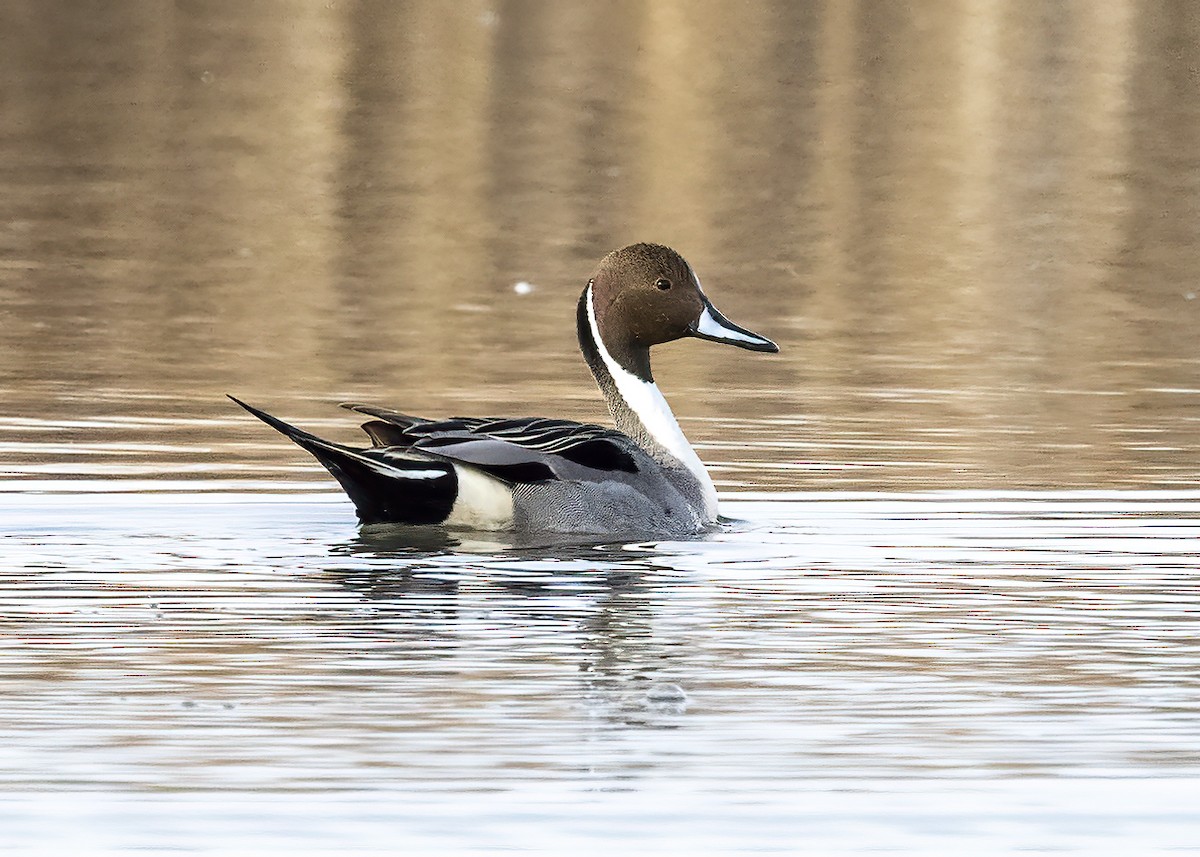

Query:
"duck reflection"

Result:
[[318, 528, 701, 730]]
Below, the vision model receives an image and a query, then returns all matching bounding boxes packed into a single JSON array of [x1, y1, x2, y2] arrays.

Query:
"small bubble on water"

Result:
[[513, 281, 535, 295], [1185, 291, 1196, 301], [199, 70, 213, 84], [645, 683, 687, 704]]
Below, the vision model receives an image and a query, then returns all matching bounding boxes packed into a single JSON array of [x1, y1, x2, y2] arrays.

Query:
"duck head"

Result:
[[580, 243, 778, 382]]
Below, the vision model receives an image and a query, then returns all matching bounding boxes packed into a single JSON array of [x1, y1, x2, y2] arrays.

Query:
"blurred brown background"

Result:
[[1, 1, 1197, 490]]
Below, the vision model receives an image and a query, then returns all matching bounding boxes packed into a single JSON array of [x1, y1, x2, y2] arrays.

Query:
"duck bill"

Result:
[[689, 295, 779, 353]]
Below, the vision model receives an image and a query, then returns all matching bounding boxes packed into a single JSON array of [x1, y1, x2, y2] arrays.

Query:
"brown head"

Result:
[[577, 243, 778, 382]]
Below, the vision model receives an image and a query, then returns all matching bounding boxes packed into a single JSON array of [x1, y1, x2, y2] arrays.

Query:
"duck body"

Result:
[[231, 244, 777, 536]]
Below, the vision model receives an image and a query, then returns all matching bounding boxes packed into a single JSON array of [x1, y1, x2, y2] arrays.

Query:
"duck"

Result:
[[230, 243, 778, 535]]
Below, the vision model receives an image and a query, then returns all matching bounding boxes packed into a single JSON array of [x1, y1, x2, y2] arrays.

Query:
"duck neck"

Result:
[[577, 285, 717, 513]]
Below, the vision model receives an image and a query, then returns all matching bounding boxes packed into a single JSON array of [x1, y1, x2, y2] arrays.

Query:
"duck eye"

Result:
[[655, 278, 672, 290]]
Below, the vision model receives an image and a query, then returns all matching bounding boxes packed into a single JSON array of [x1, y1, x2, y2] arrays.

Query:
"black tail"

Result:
[[227, 395, 458, 525]]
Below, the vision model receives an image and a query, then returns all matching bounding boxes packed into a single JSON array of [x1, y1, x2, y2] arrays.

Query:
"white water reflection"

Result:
[[2, 781, 1199, 856], [2, 492, 1198, 852]]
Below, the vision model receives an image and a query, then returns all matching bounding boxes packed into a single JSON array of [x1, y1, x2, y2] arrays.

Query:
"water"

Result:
[[3, 491, 1199, 853], [3, 2, 1200, 854]]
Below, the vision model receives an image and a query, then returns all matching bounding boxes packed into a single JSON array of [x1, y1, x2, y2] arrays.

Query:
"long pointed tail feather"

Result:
[[227, 395, 457, 525]]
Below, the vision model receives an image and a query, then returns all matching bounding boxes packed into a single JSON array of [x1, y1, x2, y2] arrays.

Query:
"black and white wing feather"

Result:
[[340, 404, 642, 483], [232, 398, 661, 529]]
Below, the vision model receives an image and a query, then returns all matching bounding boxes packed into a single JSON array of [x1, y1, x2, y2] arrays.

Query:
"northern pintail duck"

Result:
[[230, 243, 777, 535]]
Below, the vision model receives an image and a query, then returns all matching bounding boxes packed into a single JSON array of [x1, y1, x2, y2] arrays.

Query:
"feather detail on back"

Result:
[[340, 407, 642, 483]]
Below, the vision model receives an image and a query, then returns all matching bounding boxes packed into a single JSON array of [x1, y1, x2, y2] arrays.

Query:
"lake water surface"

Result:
[[3, 2, 1200, 854]]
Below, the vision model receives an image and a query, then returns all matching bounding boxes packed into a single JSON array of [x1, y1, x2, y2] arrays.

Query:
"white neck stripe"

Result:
[[585, 286, 717, 516]]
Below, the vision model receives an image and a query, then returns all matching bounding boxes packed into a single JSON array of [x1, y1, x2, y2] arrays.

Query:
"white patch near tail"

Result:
[[378, 451, 454, 479], [445, 465, 515, 530]]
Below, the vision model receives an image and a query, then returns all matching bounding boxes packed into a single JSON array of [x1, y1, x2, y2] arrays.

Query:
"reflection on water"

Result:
[[2, 493, 1199, 852], [1, 1, 1198, 492], [3, 1, 1200, 852]]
